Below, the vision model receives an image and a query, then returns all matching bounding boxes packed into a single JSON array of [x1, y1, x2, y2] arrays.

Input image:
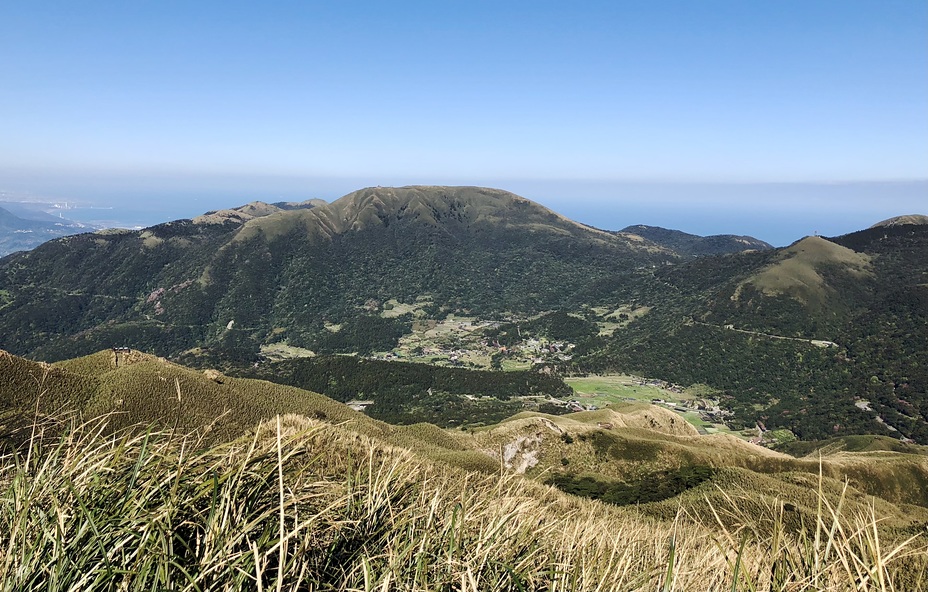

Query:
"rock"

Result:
[[203, 369, 225, 384]]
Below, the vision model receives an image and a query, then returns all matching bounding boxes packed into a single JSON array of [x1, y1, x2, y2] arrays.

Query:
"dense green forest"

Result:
[[580, 224, 928, 441], [239, 355, 573, 427]]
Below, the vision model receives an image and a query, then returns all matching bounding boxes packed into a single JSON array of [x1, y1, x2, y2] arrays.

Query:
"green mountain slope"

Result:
[[620, 224, 773, 256], [0, 186, 671, 361], [593, 223, 928, 442], [1, 188, 925, 444]]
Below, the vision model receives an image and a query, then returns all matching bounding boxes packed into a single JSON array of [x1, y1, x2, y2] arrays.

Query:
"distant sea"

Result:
[[57, 206, 178, 230], [4, 177, 926, 247]]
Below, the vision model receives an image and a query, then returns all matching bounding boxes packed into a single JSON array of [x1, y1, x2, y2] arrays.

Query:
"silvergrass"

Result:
[[0, 414, 925, 591]]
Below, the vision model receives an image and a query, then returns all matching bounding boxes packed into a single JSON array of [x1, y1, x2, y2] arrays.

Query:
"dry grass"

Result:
[[1, 414, 925, 591]]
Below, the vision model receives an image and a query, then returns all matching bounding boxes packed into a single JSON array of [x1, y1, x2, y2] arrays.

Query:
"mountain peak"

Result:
[[738, 235, 873, 306], [193, 200, 320, 225], [870, 214, 928, 228], [232, 185, 666, 252]]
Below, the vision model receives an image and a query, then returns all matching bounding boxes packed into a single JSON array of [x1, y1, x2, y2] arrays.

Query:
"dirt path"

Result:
[[688, 320, 838, 348]]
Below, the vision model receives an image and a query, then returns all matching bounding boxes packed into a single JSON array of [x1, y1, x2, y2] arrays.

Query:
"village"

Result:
[[374, 315, 577, 370], [367, 306, 791, 446]]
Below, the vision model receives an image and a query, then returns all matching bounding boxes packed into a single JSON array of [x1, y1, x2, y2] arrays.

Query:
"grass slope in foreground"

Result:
[[2, 349, 928, 589], [1, 415, 926, 591]]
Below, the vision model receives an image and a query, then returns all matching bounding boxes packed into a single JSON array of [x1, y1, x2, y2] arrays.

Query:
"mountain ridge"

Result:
[[0, 186, 673, 362], [620, 223, 773, 256], [871, 214, 928, 228], [228, 186, 664, 250]]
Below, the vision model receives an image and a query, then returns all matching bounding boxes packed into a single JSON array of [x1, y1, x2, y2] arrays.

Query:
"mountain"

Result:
[[1, 203, 69, 223], [0, 205, 93, 256], [593, 222, 928, 442], [0, 186, 672, 362], [191, 198, 323, 224], [3, 192, 928, 587], [620, 224, 773, 256], [0, 188, 925, 443]]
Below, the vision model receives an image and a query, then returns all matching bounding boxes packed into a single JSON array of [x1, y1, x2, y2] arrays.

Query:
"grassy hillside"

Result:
[[741, 236, 873, 308], [871, 214, 928, 228], [2, 413, 926, 590], [466, 406, 928, 510], [3, 349, 928, 588], [0, 349, 498, 471], [6, 347, 928, 511]]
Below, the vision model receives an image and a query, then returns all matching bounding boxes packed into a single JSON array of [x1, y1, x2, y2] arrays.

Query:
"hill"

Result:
[[190, 198, 322, 225], [620, 224, 773, 256], [0, 186, 672, 362], [739, 236, 873, 306], [0, 347, 376, 443], [0, 205, 94, 256], [2, 348, 927, 589], [0, 348, 499, 471], [591, 222, 928, 442], [871, 214, 928, 228]]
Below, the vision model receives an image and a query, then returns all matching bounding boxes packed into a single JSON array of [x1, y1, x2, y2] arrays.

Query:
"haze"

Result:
[[2, 1, 926, 245]]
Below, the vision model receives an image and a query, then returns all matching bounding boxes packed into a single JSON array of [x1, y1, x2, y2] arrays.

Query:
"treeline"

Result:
[[239, 355, 573, 425], [244, 355, 573, 402], [309, 315, 412, 355]]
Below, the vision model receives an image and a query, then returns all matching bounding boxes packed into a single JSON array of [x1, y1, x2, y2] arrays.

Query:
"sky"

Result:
[[1, 0, 926, 245]]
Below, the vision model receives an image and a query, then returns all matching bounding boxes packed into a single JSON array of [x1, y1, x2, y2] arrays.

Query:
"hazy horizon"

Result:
[[1, 170, 925, 246]]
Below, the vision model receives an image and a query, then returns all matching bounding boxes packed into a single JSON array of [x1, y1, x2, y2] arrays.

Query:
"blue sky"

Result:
[[1, 1, 926, 244]]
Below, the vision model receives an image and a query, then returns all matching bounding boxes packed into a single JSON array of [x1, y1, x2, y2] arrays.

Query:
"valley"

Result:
[[0, 204, 97, 256], [1, 186, 926, 445]]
